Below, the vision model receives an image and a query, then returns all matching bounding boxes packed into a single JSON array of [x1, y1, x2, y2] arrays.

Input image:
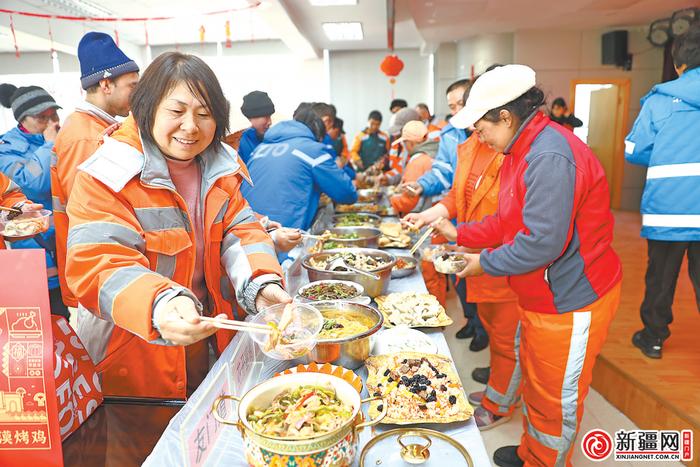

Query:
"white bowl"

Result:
[[372, 326, 438, 355]]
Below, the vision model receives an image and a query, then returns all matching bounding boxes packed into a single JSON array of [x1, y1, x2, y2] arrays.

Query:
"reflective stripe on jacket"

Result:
[[52, 110, 112, 307], [65, 115, 283, 399]]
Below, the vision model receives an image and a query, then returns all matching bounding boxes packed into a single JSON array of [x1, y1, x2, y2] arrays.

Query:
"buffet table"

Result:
[[140, 253, 489, 466], [62, 205, 490, 466]]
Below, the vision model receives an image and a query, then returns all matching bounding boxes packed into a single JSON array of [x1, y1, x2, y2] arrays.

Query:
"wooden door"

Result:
[[586, 85, 620, 202]]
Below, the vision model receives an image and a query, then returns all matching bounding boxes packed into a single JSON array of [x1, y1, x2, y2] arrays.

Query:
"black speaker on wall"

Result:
[[602, 30, 632, 70]]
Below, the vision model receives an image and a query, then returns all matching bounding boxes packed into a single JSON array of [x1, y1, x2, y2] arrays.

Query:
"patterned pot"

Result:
[[213, 372, 386, 467]]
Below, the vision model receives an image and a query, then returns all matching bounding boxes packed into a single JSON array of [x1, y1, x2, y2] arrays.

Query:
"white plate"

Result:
[[371, 326, 438, 355]]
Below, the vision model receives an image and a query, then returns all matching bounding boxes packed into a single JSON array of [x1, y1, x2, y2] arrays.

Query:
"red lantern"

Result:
[[380, 54, 404, 78]]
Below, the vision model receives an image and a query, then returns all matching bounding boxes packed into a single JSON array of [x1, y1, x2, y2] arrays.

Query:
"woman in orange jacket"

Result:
[[403, 131, 521, 431], [65, 52, 289, 400]]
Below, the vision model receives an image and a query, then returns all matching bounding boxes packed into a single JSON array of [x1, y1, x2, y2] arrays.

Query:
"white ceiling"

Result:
[[1, 0, 699, 56]]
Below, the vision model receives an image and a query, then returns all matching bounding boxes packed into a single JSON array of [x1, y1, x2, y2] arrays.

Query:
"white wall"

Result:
[[512, 27, 663, 210], [456, 33, 515, 77], [329, 48, 430, 141]]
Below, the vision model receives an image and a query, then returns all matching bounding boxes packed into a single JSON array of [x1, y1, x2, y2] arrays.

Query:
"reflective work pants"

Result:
[[479, 300, 521, 416], [517, 283, 621, 467]]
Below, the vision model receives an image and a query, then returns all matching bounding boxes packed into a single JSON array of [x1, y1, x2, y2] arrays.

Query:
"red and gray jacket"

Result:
[[457, 112, 621, 313]]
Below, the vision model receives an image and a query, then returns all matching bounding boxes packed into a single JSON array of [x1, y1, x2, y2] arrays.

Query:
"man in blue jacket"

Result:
[[241, 105, 357, 231], [625, 22, 700, 359], [238, 90, 275, 163], [0, 83, 68, 318]]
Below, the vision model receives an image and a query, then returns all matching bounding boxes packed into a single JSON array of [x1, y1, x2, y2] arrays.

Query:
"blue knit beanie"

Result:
[[78, 32, 139, 90]]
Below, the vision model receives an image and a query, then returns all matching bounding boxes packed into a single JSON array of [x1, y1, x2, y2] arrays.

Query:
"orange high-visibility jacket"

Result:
[[440, 134, 517, 303], [52, 110, 113, 307], [65, 116, 283, 399], [0, 173, 27, 250]]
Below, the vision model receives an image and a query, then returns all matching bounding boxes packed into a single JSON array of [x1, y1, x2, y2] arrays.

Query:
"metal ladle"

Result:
[[326, 257, 381, 281]]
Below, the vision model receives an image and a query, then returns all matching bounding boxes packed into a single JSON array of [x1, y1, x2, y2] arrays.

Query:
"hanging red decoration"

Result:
[[47, 19, 55, 54], [143, 21, 149, 47], [9, 14, 20, 58], [380, 54, 404, 78], [225, 20, 232, 48]]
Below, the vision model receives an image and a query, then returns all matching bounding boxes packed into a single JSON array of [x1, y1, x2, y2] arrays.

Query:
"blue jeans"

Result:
[[453, 275, 486, 337]]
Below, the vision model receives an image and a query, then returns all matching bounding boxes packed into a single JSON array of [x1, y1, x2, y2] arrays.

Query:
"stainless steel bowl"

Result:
[[322, 227, 381, 248], [391, 255, 419, 279], [357, 188, 383, 203], [332, 213, 381, 227], [302, 248, 396, 298], [302, 301, 383, 369]]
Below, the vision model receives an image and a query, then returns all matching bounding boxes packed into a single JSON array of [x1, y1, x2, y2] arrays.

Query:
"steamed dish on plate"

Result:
[[319, 309, 374, 340], [309, 252, 391, 271], [378, 223, 412, 248], [375, 292, 453, 327], [246, 384, 353, 438]]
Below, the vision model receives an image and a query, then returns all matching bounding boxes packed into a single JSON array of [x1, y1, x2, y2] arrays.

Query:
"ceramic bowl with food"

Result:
[[391, 255, 418, 279], [0, 209, 51, 240], [302, 301, 384, 369], [249, 303, 323, 360], [332, 213, 381, 227], [320, 227, 381, 249], [302, 248, 396, 298], [433, 251, 467, 274], [212, 372, 387, 467]]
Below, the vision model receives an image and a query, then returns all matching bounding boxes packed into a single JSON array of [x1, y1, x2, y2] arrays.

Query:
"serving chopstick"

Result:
[[199, 316, 273, 334], [409, 227, 434, 256]]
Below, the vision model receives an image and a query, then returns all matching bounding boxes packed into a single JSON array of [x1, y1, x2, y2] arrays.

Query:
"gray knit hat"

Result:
[[0, 83, 61, 122], [388, 107, 421, 136]]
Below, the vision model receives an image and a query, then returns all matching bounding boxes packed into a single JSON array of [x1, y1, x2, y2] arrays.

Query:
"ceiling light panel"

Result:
[[309, 0, 358, 5], [322, 22, 363, 41]]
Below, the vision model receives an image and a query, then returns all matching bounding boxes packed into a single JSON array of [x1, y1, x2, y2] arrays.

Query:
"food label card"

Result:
[[0, 250, 63, 466]]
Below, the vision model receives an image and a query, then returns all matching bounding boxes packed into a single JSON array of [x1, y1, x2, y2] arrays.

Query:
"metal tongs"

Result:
[[326, 256, 381, 280]]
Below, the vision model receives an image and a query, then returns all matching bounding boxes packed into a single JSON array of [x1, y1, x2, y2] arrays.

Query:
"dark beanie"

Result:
[[78, 32, 139, 90], [0, 83, 61, 122], [240, 91, 275, 119]]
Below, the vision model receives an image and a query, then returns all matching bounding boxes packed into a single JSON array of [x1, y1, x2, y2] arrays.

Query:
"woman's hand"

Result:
[[19, 202, 44, 212], [255, 283, 292, 311], [430, 217, 458, 243], [272, 227, 302, 252], [156, 295, 221, 346], [456, 253, 484, 278], [400, 182, 423, 197], [402, 212, 429, 230]]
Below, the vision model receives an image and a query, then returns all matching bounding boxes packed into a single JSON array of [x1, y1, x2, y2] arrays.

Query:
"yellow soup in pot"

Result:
[[319, 310, 375, 340]]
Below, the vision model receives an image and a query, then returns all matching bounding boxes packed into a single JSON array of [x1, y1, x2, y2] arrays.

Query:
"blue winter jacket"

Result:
[[0, 126, 59, 288], [238, 127, 263, 164], [417, 123, 468, 196], [625, 67, 700, 241], [241, 121, 358, 231]]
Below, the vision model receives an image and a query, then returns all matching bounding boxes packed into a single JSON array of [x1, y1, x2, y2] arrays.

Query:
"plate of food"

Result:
[[357, 188, 383, 203], [335, 203, 391, 216], [0, 209, 51, 239], [391, 255, 418, 278], [374, 292, 453, 328], [296, 280, 370, 305], [378, 222, 412, 248], [365, 352, 473, 425], [372, 326, 438, 355], [433, 251, 467, 274]]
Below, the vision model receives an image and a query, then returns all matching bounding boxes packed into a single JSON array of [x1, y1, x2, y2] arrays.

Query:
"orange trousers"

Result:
[[478, 301, 521, 417], [517, 282, 621, 467], [421, 260, 447, 306]]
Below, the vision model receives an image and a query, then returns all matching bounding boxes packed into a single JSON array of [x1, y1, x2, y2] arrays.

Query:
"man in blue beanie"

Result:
[[51, 31, 139, 309]]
